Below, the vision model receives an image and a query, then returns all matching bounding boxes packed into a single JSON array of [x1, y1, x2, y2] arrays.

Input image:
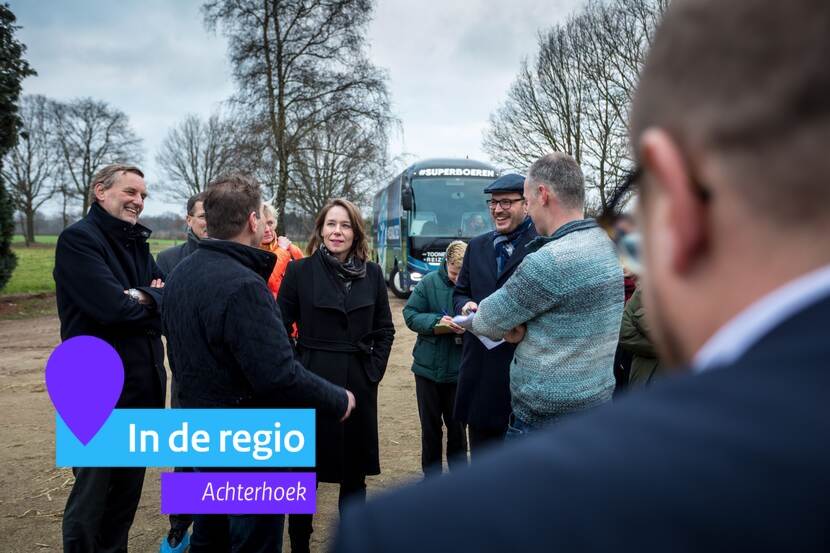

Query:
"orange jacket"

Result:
[[261, 240, 304, 299]]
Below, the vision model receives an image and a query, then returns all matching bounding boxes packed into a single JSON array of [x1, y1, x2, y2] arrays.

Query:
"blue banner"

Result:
[[56, 408, 315, 467]]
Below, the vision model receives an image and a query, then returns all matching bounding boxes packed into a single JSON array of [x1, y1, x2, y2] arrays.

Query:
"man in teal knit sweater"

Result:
[[473, 153, 623, 434]]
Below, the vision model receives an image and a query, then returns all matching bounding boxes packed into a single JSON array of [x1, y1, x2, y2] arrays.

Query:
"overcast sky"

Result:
[[10, 0, 583, 215]]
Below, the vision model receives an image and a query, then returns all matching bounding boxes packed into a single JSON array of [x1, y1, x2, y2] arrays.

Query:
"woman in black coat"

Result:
[[279, 198, 395, 552]]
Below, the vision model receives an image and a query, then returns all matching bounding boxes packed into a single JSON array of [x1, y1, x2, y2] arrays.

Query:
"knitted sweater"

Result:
[[472, 219, 624, 426]]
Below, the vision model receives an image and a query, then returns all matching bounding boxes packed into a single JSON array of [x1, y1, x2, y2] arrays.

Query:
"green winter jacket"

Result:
[[403, 262, 463, 383], [619, 287, 663, 387]]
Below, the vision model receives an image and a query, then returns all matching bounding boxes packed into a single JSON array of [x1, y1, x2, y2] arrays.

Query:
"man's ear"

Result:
[[639, 128, 708, 274], [538, 184, 549, 206], [248, 211, 258, 233], [93, 183, 105, 202]]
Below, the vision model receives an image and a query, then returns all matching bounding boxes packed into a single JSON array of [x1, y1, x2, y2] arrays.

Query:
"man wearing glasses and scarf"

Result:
[[452, 173, 537, 455]]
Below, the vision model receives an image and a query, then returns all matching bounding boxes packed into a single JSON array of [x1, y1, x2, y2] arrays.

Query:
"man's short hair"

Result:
[[89, 164, 144, 205], [527, 152, 585, 211], [203, 174, 261, 240], [631, 0, 830, 226], [186, 192, 206, 216]]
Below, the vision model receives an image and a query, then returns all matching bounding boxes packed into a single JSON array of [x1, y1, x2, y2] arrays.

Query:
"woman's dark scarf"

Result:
[[319, 244, 367, 286]]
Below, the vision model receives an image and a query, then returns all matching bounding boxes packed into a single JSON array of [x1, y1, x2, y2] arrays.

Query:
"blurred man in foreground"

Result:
[[333, 0, 830, 550]]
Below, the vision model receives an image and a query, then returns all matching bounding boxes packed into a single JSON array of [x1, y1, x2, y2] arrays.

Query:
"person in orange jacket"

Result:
[[260, 204, 304, 299]]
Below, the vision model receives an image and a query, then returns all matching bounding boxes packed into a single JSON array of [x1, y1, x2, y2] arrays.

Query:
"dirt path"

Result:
[[0, 294, 422, 552]]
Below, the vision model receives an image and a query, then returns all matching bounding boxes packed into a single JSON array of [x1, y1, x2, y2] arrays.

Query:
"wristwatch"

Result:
[[126, 288, 141, 303]]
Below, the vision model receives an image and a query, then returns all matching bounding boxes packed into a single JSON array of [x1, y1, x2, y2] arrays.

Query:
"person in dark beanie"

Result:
[[162, 174, 355, 553], [54, 163, 166, 553], [403, 240, 468, 477]]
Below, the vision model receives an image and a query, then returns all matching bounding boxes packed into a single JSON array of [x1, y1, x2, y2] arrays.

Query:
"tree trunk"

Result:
[[25, 206, 35, 245]]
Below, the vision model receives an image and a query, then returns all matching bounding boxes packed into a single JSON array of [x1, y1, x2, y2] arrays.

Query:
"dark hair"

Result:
[[89, 164, 144, 205], [631, 0, 830, 225], [186, 192, 206, 216], [307, 198, 369, 260], [203, 174, 261, 240]]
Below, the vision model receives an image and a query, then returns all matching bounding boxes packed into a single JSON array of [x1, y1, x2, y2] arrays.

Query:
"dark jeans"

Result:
[[467, 425, 506, 460], [414, 374, 468, 476], [287, 475, 366, 553], [506, 412, 542, 440], [63, 467, 146, 553], [190, 514, 284, 553], [168, 381, 194, 537], [168, 466, 194, 536]]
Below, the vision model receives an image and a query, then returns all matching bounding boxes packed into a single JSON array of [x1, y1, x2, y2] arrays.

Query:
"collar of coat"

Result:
[[199, 238, 277, 282], [526, 218, 599, 253], [88, 202, 152, 242]]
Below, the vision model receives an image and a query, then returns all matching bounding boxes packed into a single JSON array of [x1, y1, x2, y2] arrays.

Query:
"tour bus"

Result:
[[372, 158, 498, 298]]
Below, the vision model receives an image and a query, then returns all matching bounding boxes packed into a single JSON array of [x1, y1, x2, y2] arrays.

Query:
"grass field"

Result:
[[3, 235, 180, 296], [3, 235, 311, 297]]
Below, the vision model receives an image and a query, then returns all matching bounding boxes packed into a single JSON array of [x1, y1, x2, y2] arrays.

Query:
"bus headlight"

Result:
[[410, 272, 423, 282]]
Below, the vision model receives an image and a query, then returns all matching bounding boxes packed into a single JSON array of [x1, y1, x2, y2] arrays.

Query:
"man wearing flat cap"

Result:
[[452, 172, 537, 456]]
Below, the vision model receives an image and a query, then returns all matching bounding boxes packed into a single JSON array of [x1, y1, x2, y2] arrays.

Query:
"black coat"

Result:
[[53, 202, 165, 408], [335, 293, 830, 553], [161, 239, 347, 417], [155, 229, 200, 276], [278, 251, 395, 482], [451, 224, 537, 430]]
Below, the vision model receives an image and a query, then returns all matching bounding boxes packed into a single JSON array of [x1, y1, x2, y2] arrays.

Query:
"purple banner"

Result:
[[161, 472, 316, 514]]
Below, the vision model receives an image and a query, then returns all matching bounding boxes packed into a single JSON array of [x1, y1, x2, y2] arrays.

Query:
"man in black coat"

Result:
[[333, 1, 830, 551], [155, 191, 207, 553], [162, 174, 354, 553], [53, 164, 166, 553], [156, 191, 207, 276], [452, 173, 537, 454]]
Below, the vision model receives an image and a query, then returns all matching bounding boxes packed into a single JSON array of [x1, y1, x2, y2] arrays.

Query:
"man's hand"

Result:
[[504, 324, 526, 344], [340, 390, 356, 422], [150, 278, 165, 288], [277, 236, 291, 250], [438, 315, 465, 335], [461, 301, 478, 316]]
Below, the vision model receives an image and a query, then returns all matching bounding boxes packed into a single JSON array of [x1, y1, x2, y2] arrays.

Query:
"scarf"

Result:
[[493, 216, 534, 276], [319, 244, 367, 287]]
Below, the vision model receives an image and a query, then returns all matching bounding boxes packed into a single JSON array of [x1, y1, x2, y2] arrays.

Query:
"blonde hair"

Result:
[[445, 240, 467, 267], [262, 203, 276, 220]]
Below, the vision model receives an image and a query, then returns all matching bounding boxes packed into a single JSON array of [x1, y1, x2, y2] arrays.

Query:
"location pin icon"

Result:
[[45, 336, 124, 445]]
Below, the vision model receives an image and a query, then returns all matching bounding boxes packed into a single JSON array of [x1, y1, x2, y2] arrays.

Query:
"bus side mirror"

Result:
[[401, 186, 413, 211]]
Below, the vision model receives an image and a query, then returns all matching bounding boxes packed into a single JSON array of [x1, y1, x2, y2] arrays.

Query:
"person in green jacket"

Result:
[[619, 286, 664, 387], [403, 240, 469, 477]]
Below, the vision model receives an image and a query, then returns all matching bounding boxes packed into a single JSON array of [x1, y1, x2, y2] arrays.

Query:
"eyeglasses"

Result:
[[486, 197, 525, 210], [597, 163, 712, 275], [597, 164, 712, 230]]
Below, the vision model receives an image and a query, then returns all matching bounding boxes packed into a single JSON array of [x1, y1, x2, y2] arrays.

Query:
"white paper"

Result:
[[452, 313, 506, 349]]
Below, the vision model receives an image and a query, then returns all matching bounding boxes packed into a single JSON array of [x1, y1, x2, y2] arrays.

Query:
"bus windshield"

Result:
[[410, 177, 494, 238]]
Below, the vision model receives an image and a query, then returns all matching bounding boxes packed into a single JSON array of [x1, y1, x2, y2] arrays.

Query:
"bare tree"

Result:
[[483, 0, 668, 213], [1, 95, 57, 244], [203, 0, 393, 235], [156, 111, 243, 200], [51, 98, 143, 214], [289, 111, 386, 218]]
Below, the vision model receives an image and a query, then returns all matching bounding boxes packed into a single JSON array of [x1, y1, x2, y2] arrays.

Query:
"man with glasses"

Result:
[[334, 0, 830, 551], [156, 192, 207, 276], [452, 173, 536, 455]]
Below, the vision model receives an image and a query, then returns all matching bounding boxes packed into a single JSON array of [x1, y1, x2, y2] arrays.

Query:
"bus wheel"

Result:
[[390, 268, 411, 299]]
